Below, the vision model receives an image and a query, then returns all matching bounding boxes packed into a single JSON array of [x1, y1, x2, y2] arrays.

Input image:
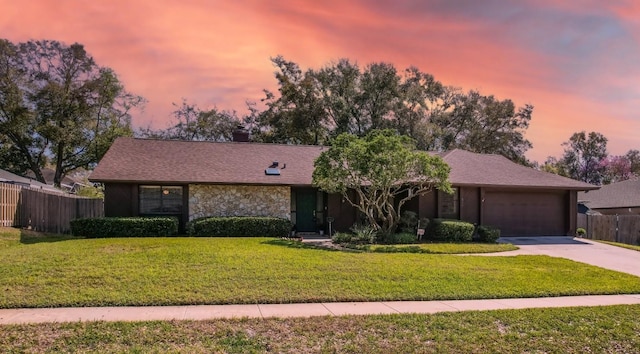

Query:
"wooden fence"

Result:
[[0, 182, 103, 234], [578, 214, 640, 245]]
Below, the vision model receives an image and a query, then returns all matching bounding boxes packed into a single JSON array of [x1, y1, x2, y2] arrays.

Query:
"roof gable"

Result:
[[439, 149, 597, 190], [90, 138, 325, 185]]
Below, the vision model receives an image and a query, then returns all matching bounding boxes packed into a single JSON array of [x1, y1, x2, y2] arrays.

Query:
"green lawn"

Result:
[[1, 227, 640, 308], [1, 305, 639, 353], [597, 240, 640, 252]]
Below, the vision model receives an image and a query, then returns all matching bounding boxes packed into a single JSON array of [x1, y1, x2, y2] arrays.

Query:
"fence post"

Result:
[[615, 214, 619, 243]]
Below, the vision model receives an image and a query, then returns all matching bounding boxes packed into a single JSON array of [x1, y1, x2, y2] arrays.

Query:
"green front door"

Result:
[[296, 189, 317, 232]]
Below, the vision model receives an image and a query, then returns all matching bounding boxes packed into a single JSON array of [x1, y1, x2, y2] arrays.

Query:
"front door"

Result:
[[296, 189, 317, 232]]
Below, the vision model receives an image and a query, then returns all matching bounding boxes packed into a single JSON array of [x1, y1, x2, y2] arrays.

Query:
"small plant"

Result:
[[576, 228, 586, 238], [350, 223, 378, 244], [477, 225, 501, 243]]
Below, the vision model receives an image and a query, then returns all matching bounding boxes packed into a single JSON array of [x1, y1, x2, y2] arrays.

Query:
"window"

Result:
[[139, 185, 183, 214], [438, 187, 458, 219]]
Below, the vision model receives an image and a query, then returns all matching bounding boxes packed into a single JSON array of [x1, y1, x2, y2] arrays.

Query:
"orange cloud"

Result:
[[0, 0, 637, 163]]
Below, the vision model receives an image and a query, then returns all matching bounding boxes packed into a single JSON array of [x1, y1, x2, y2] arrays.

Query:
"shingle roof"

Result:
[[90, 138, 598, 191], [440, 149, 598, 190], [89, 138, 325, 185], [578, 178, 640, 209], [0, 168, 64, 193]]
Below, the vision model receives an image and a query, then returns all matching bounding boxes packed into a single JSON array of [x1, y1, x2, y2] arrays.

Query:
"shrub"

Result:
[[331, 232, 353, 244], [373, 245, 423, 253], [477, 225, 501, 243], [70, 217, 178, 238], [399, 210, 418, 233], [426, 219, 474, 242], [187, 216, 291, 237], [383, 232, 418, 245], [576, 227, 586, 237], [395, 232, 418, 244]]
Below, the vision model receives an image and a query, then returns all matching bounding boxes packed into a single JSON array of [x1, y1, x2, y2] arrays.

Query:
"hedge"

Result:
[[70, 217, 179, 238], [477, 225, 501, 243], [426, 219, 474, 242], [187, 216, 291, 237]]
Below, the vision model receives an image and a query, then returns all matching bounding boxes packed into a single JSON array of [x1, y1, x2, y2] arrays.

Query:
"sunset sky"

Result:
[[1, 0, 638, 162]]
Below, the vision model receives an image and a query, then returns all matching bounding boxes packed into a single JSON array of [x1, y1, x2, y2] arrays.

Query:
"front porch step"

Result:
[[295, 232, 329, 240]]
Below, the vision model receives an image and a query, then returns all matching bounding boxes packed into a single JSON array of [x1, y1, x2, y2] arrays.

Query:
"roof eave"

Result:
[[450, 182, 599, 191]]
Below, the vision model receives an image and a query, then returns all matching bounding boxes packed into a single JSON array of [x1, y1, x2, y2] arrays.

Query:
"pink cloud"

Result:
[[0, 0, 637, 163]]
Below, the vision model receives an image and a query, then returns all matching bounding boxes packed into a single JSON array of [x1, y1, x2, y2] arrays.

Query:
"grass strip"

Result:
[[596, 240, 640, 252], [1, 305, 639, 353]]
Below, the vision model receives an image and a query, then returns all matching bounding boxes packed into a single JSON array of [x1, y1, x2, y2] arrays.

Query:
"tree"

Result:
[[430, 90, 533, 164], [559, 131, 608, 184], [600, 155, 632, 184], [253, 56, 328, 144], [625, 149, 640, 177], [252, 56, 534, 164], [312, 130, 452, 238], [137, 100, 238, 141], [0, 39, 143, 187]]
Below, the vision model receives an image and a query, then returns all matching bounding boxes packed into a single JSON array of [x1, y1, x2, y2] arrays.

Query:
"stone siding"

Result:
[[189, 184, 290, 220]]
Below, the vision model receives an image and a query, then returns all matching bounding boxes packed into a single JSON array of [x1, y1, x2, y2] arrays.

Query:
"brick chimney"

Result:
[[232, 125, 250, 142]]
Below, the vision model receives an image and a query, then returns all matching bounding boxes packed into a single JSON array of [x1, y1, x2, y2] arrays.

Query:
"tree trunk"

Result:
[[54, 142, 65, 188]]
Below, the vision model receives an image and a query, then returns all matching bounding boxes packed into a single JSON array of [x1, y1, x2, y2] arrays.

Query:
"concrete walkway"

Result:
[[1, 295, 640, 324], [491, 237, 640, 277]]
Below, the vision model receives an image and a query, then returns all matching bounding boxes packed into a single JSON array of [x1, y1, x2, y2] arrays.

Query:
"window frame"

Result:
[[438, 187, 459, 219], [138, 185, 184, 215]]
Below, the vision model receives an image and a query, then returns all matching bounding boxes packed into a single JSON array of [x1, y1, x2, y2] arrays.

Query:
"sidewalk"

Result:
[[2, 294, 640, 324]]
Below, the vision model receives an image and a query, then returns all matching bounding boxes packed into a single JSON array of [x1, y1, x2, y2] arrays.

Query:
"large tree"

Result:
[[252, 56, 534, 164], [430, 90, 533, 164], [312, 130, 452, 238], [252, 56, 328, 144], [0, 39, 143, 187], [559, 131, 608, 184]]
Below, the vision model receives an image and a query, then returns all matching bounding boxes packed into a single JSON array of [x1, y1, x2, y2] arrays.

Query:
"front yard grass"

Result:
[[1, 305, 639, 353], [1, 227, 639, 308]]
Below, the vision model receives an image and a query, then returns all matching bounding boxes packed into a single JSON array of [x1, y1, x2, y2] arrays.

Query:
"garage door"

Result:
[[483, 191, 567, 236]]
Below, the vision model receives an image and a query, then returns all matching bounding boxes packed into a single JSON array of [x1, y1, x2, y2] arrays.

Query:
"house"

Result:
[[26, 168, 89, 194], [0, 168, 64, 194], [89, 137, 597, 236], [578, 179, 640, 215]]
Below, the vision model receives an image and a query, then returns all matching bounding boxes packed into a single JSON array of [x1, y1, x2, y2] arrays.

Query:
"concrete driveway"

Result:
[[490, 237, 640, 277]]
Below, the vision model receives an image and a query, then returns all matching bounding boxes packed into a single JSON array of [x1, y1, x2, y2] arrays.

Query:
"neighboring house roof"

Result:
[[90, 137, 598, 191], [0, 168, 64, 193], [439, 149, 598, 190], [26, 168, 88, 193], [578, 178, 640, 209]]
